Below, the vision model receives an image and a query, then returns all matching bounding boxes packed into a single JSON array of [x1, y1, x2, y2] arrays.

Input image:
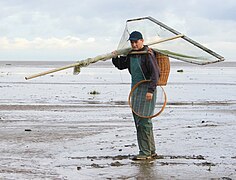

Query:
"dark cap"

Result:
[[128, 31, 143, 41]]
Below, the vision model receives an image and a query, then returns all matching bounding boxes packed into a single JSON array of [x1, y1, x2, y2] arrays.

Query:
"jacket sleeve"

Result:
[[147, 53, 160, 93], [112, 56, 129, 70]]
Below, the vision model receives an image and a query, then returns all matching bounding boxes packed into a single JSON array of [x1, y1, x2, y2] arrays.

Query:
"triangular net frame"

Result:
[[117, 16, 224, 65]]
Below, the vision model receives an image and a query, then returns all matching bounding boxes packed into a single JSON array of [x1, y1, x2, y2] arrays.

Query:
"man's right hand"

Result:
[[112, 51, 118, 57]]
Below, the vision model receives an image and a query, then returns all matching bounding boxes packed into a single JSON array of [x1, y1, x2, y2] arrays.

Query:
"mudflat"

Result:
[[0, 61, 235, 179]]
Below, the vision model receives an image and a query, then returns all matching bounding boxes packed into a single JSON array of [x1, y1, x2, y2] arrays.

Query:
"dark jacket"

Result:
[[112, 45, 159, 93]]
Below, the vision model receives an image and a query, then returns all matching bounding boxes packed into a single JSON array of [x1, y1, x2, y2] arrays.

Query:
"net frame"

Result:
[[118, 16, 225, 65]]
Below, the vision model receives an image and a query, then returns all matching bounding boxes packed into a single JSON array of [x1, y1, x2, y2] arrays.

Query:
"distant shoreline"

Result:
[[0, 60, 235, 67]]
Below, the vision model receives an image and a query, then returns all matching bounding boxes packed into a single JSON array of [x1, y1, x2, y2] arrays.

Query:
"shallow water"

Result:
[[0, 61, 235, 104]]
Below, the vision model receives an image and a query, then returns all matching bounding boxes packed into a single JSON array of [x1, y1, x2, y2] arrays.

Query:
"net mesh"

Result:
[[117, 17, 224, 65], [130, 81, 166, 118]]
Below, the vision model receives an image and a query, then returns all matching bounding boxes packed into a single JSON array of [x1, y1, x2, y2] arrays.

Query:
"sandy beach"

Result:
[[0, 60, 235, 179]]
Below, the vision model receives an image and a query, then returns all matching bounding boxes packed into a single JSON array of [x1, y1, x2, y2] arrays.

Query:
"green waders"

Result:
[[130, 56, 156, 156]]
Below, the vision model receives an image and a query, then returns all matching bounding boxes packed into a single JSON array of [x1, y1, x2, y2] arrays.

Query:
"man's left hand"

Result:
[[146, 92, 153, 101]]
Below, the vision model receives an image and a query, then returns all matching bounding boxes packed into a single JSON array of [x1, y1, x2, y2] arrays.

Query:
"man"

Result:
[[112, 31, 160, 160]]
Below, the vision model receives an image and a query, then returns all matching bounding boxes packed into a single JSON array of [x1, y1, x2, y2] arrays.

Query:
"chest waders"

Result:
[[130, 55, 156, 156]]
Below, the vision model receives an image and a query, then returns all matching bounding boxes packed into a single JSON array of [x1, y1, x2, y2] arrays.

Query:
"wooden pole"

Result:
[[25, 34, 184, 80]]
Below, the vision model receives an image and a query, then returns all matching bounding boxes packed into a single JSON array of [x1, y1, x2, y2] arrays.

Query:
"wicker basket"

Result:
[[156, 52, 170, 86]]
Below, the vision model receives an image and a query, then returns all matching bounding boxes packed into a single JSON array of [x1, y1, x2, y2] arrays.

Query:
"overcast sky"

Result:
[[0, 0, 235, 61]]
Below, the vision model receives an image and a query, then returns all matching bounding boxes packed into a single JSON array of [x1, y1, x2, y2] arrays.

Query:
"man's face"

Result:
[[130, 39, 144, 50]]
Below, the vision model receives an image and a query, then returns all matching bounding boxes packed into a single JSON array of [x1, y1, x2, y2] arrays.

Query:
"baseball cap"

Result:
[[128, 31, 143, 41]]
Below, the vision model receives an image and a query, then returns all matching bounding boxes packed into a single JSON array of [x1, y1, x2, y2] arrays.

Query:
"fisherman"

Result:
[[112, 31, 160, 160]]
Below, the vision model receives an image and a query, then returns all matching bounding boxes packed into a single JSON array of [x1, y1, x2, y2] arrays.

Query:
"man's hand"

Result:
[[112, 51, 118, 57], [146, 92, 153, 101]]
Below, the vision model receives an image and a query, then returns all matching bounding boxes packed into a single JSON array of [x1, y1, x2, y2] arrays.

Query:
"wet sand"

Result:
[[0, 61, 235, 179]]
